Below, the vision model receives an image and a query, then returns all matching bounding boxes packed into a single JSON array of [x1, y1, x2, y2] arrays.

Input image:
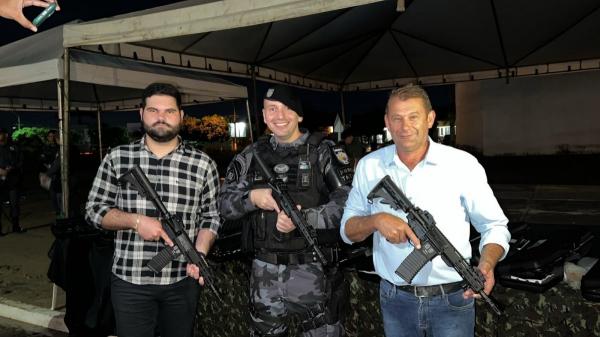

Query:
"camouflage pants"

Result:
[[249, 259, 344, 337]]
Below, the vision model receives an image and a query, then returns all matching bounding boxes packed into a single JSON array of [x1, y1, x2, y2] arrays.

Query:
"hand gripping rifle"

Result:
[[367, 175, 502, 315], [253, 150, 329, 266], [118, 165, 222, 302]]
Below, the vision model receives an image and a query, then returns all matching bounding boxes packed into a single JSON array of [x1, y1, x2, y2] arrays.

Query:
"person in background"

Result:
[[340, 128, 364, 168], [0, 128, 24, 234], [40, 129, 62, 216], [341, 84, 510, 337]]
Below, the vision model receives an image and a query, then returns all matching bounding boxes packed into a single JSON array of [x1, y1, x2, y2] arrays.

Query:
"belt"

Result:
[[396, 281, 465, 297], [256, 248, 339, 265]]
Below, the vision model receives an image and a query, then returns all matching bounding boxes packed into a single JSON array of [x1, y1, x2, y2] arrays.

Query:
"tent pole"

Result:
[[339, 88, 346, 126], [52, 76, 63, 311], [251, 65, 260, 137], [97, 106, 103, 161], [245, 99, 254, 143], [61, 48, 70, 217], [232, 103, 237, 151], [56, 79, 64, 214]]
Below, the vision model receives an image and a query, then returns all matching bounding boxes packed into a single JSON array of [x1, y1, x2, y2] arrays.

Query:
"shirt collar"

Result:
[[422, 137, 441, 166], [139, 135, 187, 156], [385, 137, 440, 168]]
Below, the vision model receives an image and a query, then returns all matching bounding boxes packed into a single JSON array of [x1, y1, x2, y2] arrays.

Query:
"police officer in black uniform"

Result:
[[219, 85, 353, 337], [0, 128, 24, 235]]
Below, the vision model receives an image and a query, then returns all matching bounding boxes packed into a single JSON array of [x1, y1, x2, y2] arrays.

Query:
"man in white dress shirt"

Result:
[[341, 84, 510, 337]]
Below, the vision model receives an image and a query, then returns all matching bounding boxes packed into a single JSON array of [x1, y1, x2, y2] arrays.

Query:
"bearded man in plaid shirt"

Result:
[[85, 82, 220, 337]]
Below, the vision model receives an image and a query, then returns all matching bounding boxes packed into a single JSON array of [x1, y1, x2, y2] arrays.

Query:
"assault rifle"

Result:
[[118, 165, 222, 302], [367, 175, 502, 315], [253, 150, 329, 266]]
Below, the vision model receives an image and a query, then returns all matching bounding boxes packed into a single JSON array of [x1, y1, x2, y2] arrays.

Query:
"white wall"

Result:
[[456, 71, 600, 155]]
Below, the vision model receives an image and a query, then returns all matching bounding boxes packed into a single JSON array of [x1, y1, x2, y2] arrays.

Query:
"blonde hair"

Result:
[[386, 84, 432, 113]]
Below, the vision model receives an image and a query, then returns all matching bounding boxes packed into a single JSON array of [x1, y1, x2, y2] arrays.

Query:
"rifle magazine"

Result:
[[147, 246, 179, 273], [395, 242, 437, 283]]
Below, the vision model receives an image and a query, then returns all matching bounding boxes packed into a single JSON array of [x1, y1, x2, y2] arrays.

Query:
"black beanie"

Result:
[[264, 84, 303, 116]]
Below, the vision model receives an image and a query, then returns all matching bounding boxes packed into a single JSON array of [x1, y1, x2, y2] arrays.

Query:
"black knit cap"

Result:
[[264, 84, 303, 116]]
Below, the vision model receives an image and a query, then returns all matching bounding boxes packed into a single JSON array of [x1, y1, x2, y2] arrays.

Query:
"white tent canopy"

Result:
[[0, 25, 248, 111], [62, 0, 384, 48], [60, 0, 600, 90]]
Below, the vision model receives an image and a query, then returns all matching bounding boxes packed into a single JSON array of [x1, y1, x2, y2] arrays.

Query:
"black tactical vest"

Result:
[[247, 133, 337, 253]]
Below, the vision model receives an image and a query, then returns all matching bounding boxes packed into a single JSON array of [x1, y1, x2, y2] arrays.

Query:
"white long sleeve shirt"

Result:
[[341, 140, 510, 286]]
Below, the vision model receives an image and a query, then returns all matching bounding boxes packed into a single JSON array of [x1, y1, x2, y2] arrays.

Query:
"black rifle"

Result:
[[253, 150, 328, 266], [118, 165, 222, 302], [367, 175, 502, 315]]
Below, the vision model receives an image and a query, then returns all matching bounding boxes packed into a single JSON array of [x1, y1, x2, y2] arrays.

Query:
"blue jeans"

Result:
[[379, 279, 475, 337]]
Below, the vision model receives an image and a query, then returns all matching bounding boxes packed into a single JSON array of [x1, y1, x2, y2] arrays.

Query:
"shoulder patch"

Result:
[[332, 147, 350, 165], [225, 155, 245, 183]]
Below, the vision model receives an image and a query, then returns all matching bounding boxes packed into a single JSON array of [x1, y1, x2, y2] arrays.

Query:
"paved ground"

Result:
[[0, 316, 67, 337], [0, 189, 57, 308], [0, 188, 66, 336]]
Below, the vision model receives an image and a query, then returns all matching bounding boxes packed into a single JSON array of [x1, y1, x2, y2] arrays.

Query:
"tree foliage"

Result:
[[11, 127, 48, 141], [183, 115, 229, 141]]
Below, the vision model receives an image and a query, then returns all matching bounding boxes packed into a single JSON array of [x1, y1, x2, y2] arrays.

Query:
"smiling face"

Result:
[[140, 94, 184, 143], [262, 99, 303, 143], [384, 96, 435, 156]]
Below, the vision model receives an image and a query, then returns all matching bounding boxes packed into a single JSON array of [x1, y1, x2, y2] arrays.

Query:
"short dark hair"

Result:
[[141, 83, 182, 109], [47, 129, 57, 136], [386, 84, 432, 114], [341, 128, 353, 139]]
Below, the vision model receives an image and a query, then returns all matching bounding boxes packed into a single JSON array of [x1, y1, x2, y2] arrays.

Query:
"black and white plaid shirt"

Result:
[[85, 136, 220, 285]]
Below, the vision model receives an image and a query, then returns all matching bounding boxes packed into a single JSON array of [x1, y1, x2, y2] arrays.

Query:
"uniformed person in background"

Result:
[[219, 85, 354, 337], [0, 128, 24, 235]]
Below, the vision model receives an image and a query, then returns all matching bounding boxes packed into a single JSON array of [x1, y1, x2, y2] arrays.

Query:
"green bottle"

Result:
[[32, 2, 57, 28]]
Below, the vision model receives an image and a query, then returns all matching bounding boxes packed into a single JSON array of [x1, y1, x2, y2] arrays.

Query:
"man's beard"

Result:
[[143, 121, 180, 142]]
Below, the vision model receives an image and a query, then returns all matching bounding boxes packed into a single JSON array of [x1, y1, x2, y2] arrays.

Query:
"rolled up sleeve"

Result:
[[462, 159, 511, 260], [199, 158, 221, 234], [85, 155, 119, 229]]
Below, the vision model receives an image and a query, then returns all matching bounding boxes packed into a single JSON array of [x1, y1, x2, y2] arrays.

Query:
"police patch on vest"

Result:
[[298, 160, 310, 171], [274, 163, 289, 174], [333, 148, 350, 165]]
